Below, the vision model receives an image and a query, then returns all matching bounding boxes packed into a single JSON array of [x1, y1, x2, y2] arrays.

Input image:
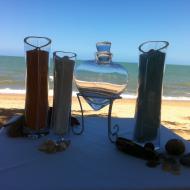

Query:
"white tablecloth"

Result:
[[0, 117, 190, 190]]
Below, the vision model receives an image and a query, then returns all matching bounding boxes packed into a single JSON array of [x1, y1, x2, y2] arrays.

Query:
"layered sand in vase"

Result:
[[52, 56, 74, 135], [134, 50, 165, 142], [25, 49, 49, 130]]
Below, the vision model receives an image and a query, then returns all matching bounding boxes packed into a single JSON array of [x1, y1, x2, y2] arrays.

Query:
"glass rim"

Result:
[[139, 41, 169, 53], [53, 51, 77, 59], [24, 36, 51, 49], [96, 41, 112, 46]]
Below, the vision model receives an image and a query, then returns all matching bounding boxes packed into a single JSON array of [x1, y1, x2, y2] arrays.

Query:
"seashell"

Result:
[[165, 139, 185, 156], [45, 144, 57, 154], [39, 140, 56, 153], [39, 139, 70, 154], [180, 153, 190, 167], [56, 143, 67, 152], [146, 160, 160, 168], [161, 156, 181, 175], [144, 142, 155, 151]]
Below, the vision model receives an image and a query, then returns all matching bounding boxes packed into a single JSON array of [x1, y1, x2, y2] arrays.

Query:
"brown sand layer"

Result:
[[25, 49, 49, 130], [0, 93, 190, 140]]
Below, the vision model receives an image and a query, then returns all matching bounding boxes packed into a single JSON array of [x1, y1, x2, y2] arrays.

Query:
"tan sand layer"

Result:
[[0, 93, 190, 140]]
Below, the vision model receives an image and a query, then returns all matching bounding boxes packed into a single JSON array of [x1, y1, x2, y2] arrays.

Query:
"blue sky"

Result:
[[0, 0, 190, 65]]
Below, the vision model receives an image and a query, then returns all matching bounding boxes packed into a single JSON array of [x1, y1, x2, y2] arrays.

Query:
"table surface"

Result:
[[0, 117, 190, 190]]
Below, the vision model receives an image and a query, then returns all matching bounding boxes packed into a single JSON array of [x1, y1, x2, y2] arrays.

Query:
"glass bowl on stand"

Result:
[[73, 42, 128, 142]]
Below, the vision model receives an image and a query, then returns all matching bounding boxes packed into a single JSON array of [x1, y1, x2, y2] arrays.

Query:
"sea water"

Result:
[[0, 55, 190, 100]]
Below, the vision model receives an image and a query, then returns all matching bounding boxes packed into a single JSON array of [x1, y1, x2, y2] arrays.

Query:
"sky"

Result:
[[0, 0, 190, 65]]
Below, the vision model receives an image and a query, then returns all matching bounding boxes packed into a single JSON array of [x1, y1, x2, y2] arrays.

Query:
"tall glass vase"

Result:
[[51, 51, 76, 135], [23, 36, 51, 136], [134, 41, 169, 148]]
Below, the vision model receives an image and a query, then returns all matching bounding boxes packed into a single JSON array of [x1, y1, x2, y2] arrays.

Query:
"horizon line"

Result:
[[0, 54, 189, 66]]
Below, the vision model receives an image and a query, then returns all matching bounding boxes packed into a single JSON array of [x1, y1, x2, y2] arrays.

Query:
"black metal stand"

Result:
[[72, 92, 121, 143]]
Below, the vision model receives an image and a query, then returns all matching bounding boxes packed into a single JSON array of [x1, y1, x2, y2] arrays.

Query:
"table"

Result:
[[0, 117, 190, 190]]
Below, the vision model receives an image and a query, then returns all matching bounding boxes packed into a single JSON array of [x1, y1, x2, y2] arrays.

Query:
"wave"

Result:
[[0, 88, 26, 94], [121, 93, 190, 101], [0, 88, 75, 97], [49, 76, 53, 81], [162, 96, 190, 101], [0, 88, 190, 101], [0, 80, 14, 84]]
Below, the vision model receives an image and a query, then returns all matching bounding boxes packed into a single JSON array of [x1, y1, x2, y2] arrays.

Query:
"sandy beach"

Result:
[[0, 93, 190, 140]]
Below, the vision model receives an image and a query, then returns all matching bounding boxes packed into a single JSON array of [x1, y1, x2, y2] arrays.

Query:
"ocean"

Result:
[[0, 55, 190, 100]]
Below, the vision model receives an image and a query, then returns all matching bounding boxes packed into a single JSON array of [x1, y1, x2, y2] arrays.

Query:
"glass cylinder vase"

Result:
[[51, 51, 76, 135], [23, 36, 51, 136], [134, 41, 169, 149]]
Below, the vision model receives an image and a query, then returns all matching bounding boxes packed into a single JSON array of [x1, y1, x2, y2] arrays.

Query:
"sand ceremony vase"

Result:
[[134, 41, 169, 148], [74, 42, 128, 111], [23, 36, 51, 136], [51, 51, 76, 135], [73, 42, 128, 142]]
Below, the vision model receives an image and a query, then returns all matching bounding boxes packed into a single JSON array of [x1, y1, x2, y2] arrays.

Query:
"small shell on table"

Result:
[[56, 140, 70, 152], [38, 139, 70, 154], [165, 139, 185, 156], [180, 153, 190, 167]]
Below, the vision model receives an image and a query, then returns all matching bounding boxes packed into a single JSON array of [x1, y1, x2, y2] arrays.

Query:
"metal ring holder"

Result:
[[72, 92, 121, 143]]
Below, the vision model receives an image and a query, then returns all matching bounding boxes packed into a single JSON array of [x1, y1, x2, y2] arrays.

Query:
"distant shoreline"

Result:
[[0, 90, 190, 101]]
